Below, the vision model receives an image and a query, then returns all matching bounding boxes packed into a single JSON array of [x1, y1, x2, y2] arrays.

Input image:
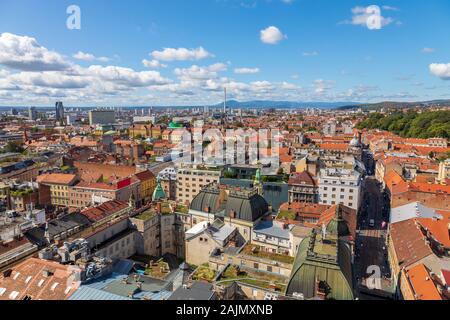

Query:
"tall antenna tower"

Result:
[[223, 87, 227, 114]]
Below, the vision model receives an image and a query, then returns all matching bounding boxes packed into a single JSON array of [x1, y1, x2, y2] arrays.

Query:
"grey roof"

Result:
[[224, 192, 268, 222], [82, 270, 173, 300], [390, 202, 440, 224], [253, 220, 290, 240], [190, 187, 222, 214], [112, 259, 135, 275], [69, 286, 132, 300], [209, 221, 236, 243], [220, 178, 288, 212], [25, 212, 91, 246], [168, 281, 215, 300], [190, 184, 269, 222]]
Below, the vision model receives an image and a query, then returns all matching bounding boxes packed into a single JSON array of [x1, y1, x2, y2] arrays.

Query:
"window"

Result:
[[349, 203, 353, 207], [267, 266, 273, 272]]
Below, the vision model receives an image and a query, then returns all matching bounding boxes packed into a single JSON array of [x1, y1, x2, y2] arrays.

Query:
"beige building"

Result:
[[185, 220, 237, 266], [176, 165, 221, 205], [130, 201, 185, 259], [37, 173, 79, 207]]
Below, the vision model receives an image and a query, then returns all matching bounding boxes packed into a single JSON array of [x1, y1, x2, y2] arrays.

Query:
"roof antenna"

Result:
[[321, 223, 327, 241]]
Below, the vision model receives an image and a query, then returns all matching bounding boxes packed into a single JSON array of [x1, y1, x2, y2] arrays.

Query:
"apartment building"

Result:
[[176, 165, 221, 205], [37, 173, 79, 207], [318, 168, 362, 211]]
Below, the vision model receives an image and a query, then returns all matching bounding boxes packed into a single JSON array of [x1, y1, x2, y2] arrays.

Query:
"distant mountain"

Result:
[[337, 99, 450, 110], [213, 100, 362, 109]]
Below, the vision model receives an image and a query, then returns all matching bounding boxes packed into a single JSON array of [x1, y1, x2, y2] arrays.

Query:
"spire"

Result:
[[253, 167, 262, 195], [152, 177, 166, 202], [44, 221, 50, 243], [128, 194, 136, 210]]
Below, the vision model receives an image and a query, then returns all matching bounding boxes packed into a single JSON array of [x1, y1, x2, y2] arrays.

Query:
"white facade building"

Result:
[[318, 168, 362, 211]]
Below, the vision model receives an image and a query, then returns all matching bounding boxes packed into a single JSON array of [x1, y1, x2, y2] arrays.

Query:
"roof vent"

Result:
[[42, 269, 53, 277], [2, 269, 12, 277]]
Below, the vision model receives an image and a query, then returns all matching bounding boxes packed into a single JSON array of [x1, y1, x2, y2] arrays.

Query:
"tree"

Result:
[[2, 142, 24, 153]]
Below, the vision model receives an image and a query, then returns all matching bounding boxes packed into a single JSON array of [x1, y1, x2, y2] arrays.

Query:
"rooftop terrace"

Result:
[[217, 264, 288, 292], [240, 244, 294, 265]]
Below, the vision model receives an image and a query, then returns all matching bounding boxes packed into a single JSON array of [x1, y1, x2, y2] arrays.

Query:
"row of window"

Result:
[[323, 187, 355, 193], [322, 180, 356, 186], [322, 194, 354, 200]]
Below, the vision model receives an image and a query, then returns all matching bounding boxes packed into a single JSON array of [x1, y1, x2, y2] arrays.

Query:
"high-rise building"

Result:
[[55, 101, 64, 122], [88, 109, 116, 125], [28, 107, 37, 120]]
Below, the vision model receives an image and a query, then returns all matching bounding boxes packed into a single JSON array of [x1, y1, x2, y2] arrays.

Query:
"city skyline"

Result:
[[0, 0, 449, 106]]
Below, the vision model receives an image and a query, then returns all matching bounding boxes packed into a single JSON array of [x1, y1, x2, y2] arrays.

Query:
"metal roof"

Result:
[[390, 202, 440, 224]]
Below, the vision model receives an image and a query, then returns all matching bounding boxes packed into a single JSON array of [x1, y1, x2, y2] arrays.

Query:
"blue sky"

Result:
[[0, 0, 449, 106]]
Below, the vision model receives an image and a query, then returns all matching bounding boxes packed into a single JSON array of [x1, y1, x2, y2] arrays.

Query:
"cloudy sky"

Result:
[[0, 0, 449, 106]]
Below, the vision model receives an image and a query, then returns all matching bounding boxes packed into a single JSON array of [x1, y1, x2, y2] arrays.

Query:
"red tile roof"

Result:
[[288, 171, 317, 186], [80, 200, 128, 222], [0, 258, 79, 300], [37, 173, 78, 185], [406, 264, 442, 300], [390, 219, 433, 268]]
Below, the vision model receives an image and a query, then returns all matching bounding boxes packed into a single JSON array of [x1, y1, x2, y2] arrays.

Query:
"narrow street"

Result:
[[354, 176, 393, 299]]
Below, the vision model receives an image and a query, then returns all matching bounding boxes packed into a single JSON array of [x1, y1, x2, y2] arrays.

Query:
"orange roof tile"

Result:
[[406, 264, 442, 300]]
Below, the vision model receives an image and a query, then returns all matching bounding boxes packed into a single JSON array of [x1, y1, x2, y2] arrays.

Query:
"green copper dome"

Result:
[[152, 177, 166, 201], [326, 206, 350, 237], [169, 121, 183, 129]]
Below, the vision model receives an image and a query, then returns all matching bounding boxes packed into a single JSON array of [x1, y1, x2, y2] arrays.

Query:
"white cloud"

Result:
[[73, 51, 110, 62], [0, 32, 71, 71], [303, 51, 318, 57], [9, 71, 90, 89], [382, 5, 399, 11], [429, 63, 450, 80], [142, 59, 167, 69], [85, 65, 172, 87], [260, 26, 286, 44], [314, 79, 335, 94], [280, 82, 300, 90], [421, 47, 435, 54], [151, 47, 213, 61], [174, 63, 227, 82], [234, 67, 260, 74]]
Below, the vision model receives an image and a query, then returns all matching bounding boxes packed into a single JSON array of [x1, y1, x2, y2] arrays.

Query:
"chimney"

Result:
[[156, 202, 162, 214]]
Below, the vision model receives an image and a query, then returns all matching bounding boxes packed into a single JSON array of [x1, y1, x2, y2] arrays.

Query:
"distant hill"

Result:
[[213, 100, 361, 109], [337, 99, 450, 111]]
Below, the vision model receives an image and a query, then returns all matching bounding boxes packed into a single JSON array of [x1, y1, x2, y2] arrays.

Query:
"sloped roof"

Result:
[[37, 173, 78, 185], [81, 200, 128, 223], [390, 219, 433, 268], [390, 202, 440, 224], [0, 258, 79, 300], [406, 264, 442, 300], [288, 171, 317, 186], [417, 210, 450, 248]]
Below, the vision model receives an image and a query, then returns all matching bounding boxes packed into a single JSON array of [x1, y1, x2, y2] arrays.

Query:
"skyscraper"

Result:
[[55, 101, 64, 123], [28, 106, 37, 120]]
